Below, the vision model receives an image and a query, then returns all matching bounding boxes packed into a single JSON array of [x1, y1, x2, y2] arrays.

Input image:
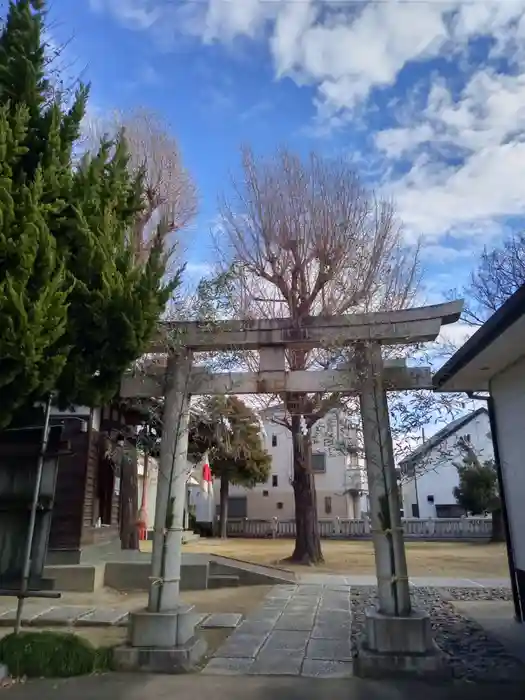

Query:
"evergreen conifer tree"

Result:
[[0, 2, 74, 427], [0, 1, 184, 424]]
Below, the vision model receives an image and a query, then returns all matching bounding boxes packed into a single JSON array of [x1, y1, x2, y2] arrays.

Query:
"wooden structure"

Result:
[[46, 402, 142, 564]]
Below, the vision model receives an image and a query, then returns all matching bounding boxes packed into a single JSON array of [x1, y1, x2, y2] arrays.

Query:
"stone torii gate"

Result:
[[117, 300, 462, 674]]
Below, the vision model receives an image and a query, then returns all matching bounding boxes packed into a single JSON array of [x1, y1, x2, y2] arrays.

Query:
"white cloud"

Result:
[[437, 320, 475, 350], [89, 0, 161, 30], [273, 1, 451, 112], [90, 0, 525, 246], [377, 65, 525, 240]]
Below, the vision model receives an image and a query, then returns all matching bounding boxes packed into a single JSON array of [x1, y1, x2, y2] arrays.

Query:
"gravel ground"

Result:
[[350, 586, 525, 684], [438, 586, 513, 602]]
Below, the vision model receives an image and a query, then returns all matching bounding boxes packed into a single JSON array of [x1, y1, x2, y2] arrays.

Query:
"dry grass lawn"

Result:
[[170, 538, 509, 579]]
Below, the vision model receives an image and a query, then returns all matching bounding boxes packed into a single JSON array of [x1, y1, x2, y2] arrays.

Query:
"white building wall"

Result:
[[225, 408, 367, 520], [491, 355, 525, 572], [401, 411, 493, 519]]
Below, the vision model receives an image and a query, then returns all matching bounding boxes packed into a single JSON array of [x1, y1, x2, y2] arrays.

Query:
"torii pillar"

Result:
[[355, 341, 446, 678]]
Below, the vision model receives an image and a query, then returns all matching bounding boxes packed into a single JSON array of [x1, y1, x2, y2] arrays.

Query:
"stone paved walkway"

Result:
[[203, 583, 354, 678], [0, 605, 242, 630]]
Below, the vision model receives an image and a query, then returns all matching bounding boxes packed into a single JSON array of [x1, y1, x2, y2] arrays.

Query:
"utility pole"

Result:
[[414, 427, 424, 517]]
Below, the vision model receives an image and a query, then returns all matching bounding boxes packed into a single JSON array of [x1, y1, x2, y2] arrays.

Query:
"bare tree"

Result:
[[464, 231, 525, 325], [120, 109, 197, 264], [213, 146, 421, 564], [85, 108, 197, 265]]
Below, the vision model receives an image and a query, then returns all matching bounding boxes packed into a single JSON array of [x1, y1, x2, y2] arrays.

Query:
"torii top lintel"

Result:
[[151, 300, 463, 352]]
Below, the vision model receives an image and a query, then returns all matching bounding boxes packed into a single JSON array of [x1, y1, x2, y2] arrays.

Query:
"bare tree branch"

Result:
[[463, 230, 525, 326], [85, 107, 198, 265]]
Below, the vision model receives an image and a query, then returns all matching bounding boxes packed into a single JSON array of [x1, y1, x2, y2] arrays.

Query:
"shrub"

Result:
[[0, 631, 113, 678]]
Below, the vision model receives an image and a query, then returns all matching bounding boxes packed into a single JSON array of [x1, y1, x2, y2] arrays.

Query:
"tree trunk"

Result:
[[491, 507, 505, 542], [219, 476, 229, 539], [120, 450, 139, 550], [288, 414, 323, 564]]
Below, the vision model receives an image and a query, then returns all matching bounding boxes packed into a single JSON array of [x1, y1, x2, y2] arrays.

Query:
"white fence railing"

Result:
[[224, 517, 492, 540]]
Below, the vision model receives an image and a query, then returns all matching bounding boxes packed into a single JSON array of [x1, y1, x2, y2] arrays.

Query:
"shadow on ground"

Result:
[[3, 674, 525, 700]]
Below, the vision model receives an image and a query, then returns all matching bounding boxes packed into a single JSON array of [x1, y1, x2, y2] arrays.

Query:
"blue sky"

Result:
[[48, 0, 525, 347]]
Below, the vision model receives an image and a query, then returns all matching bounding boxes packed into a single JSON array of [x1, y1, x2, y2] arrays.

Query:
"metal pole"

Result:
[[14, 395, 53, 634], [414, 428, 424, 517]]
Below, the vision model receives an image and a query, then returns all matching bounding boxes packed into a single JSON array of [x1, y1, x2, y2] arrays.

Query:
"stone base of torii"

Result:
[[113, 302, 462, 676]]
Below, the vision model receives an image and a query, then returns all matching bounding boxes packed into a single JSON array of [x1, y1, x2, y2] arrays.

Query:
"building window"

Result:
[[277, 502, 283, 510], [263, 490, 269, 497], [324, 496, 332, 514], [272, 475, 278, 487], [272, 434, 277, 447], [427, 494, 434, 504], [312, 452, 326, 473]]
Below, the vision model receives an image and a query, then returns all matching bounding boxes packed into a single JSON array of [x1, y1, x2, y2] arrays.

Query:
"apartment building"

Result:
[[400, 408, 493, 518], [222, 406, 368, 520]]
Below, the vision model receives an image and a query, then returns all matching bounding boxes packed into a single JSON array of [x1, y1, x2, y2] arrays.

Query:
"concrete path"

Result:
[[0, 575, 510, 629], [0, 605, 241, 630], [297, 573, 511, 588], [4, 673, 525, 700], [204, 583, 353, 677]]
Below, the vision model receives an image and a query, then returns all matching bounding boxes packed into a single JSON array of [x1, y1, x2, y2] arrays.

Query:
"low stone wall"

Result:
[[226, 517, 493, 540], [103, 553, 209, 592], [43, 564, 104, 592], [45, 552, 294, 593]]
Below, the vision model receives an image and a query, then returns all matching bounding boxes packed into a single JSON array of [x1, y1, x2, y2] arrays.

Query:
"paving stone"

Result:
[[236, 620, 276, 636], [249, 650, 304, 676], [324, 585, 351, 593], [296, 585, 322, 593], [260, 602, 288, 611], [274, 614, 315, 631], [201, 657, 255, 675], [314, 627, 351, 640], [317, 604, 350, 614], [319, 596, 350, 605], [320, 592, 350, 603], [214, 633, 268, 659], [244, 611, 281, 624], [310, 624, 350, 640], [287, 599, 318, 609], [318, 596, 351, 606], [0, 604, 54, 625], [200, 613, 242, 629], [316, 611, 352, 626], [301, 659, 354, 678], [75, 608, 129, 627], [293, 594, 321, 603], [306, 638, 352, 662], [285, 605, 317, 616], [30, 606, 95, 626], [262, 630, 309, 652]]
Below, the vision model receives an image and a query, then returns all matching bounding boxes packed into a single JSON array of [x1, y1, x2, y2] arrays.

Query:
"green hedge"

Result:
[[0, 631, 114, 678]]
